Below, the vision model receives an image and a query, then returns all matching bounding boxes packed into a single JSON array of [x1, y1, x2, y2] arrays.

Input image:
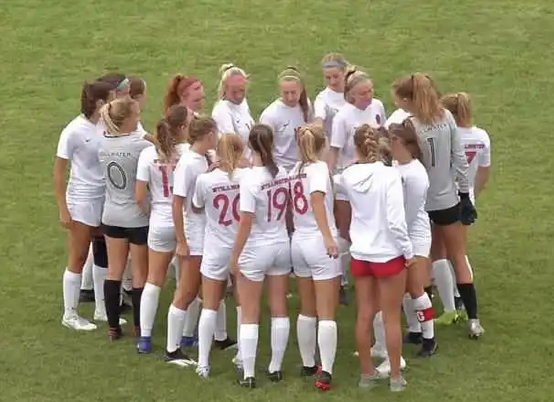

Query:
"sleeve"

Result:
[[56, 127, 75, 160], [385, 171, 414, 259], [332, 173, 348, 199], [259, 106, 276, 130], [478, 133, 491, 167], [313, 95, 327, 120], [136, 148, 151, 182], [403, 172, 426, 227], [212, 103, 236, 135], [192, 175, 206, 208], [239, 175, 256, 213], [330, 114, 347, 149], [307, 163, 329, 194], [136, 122, 148, 137], [172, 159, 188, 197], [448, 114, 470, 193], [378, 101, 387, 126]]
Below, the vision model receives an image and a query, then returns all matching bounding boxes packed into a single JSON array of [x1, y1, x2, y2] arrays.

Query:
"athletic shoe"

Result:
[[93, 310, 127, 325], [435, 310, 459, 326], [390, 375, 407, 392], [165, 348, 197, 367], [232, 354, 243, 370], [237, 377, 256, 388], [213, 337, 237, 351], [358, 372, 385, 389], [62, 315, 97, 331], [314, 371, 332, 391], [181, 336, 198, 348], [79, 289, 95, 303], [108, 326, 123, 341], [353, 347, 387, 358], [403, 331, 423, 345], [137, 336, 151, 354], [468, 319, 485, 339], [300, 365, 321, 377], [267, 370, 283, 382], [339, 286, 349, 306], [457, 310, 469, 322], [417, 338, 438, 357], [376, 356, 407, 376], [196, 365, 210, 378]]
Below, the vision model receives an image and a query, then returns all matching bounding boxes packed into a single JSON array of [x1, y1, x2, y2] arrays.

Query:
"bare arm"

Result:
[[135, 180, 149, 214], [327, 147, 339, 172], [311, 192, 334, 242], [474, 166, 490, 199], [229, 212, 254, 269], [172, 195, 187, 245], [53, 157, 72, 227]]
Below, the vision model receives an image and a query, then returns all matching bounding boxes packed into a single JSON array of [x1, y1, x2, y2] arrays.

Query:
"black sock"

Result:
[[131, 287, 144, 328], [104, 280, 122, 328], [424, 286, 433, 301], [457, 283, 478, 319]]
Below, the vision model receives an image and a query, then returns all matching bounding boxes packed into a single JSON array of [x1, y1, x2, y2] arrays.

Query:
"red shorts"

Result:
[[350, 256, 406, 278]]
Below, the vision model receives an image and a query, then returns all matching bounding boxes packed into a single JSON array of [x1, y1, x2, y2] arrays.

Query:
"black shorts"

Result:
[[427, 203, 461, 226], [102, 224, 149, 245]]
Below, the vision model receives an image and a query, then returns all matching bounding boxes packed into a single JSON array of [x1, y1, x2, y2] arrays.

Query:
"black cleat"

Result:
[[213, 337, 237, 351], [267, 370, 283, 382], [79, 289, 95, 303], [300, 365, 321, 377], [403, 331, 423, 345], [165, 348, 196, 366], [315, 371, 332, 391], [417, 338, 438, 357], [237, 377, 256, 388]]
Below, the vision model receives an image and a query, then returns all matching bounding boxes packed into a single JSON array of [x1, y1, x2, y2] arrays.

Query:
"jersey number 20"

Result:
[[213, 193, 240, 227]]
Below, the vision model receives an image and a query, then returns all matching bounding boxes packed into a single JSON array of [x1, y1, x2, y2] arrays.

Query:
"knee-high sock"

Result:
[[240, 324, 259, 379], [373, 311, 386, 353], [214, 300, 228, 341], [338, 237, 351, 286], [104, 279, 122, 328], [318, 320, 337, 375], [268, 317, 290, 373], [63, 269, 81, 317], [167, 304, 187, 353], [198, 309, 218, 367], [413, 294, 434, 340], [80, 246, 94, 291], [93, 265, 107, 316], [140, 283, 161, 337], [432, 259, 456, 312], [402, 294, 421, 333], [296, 315, 316, 368]]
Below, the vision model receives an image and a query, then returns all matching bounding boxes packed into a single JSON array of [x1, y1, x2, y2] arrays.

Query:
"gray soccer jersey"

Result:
[[410, 109, 469, 212], [99, 133, 151, 227]]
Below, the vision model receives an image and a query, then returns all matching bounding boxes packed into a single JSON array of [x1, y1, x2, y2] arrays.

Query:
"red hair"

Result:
[[164, 74, 201, 111]]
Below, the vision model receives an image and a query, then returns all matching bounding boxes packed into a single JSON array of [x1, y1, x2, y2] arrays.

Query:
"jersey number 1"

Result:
[[158, 165, 175, 197], [426, 137, 437, 167]]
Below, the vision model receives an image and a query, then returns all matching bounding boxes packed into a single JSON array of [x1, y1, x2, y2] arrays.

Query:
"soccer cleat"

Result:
[[181, 336, 198, 348], [403, 331, 423, 345], [267, 370, 283, 382], [390, 375, 407, 392], [213, 337, 237, 351], [358, 372, 385, 389], [79, 289, 95, 303], [435, 310, 459, 326], [417, 338, 438, 357], [62, 315, 97, 331], [457, 310, 469, 322], [137, 336, 151, 354], [196, 365, 210, 379], [232, 354, 243, 370], [376, 356, 407, 376], [108, 326, 123, 341], [468, 319, 485, 339], [165, 348, 197, 367], [315, 371, 332, 391], [300, 365, 321, 377], [237, 377, 256, 388], [339, 286, 349, 306], [93, 310, 127, 325]]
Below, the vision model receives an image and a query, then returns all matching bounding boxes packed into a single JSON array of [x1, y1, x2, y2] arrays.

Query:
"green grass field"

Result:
[[1, 0, 553, 401]]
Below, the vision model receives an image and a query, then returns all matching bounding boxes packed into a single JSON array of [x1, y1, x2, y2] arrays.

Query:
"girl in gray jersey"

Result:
[[98, 97, 153, 340], [392, 73, 483, 339]]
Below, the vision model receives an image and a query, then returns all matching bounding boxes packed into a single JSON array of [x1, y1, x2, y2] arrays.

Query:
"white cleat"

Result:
[[376, 356, 407, 377], [352, 347, 388, 359], [468, 319, 485, 339], [62, 315, 97, 331], [93, 311, 127, 325], [196, 365, 210, 378], [232, 355, 243, 370]]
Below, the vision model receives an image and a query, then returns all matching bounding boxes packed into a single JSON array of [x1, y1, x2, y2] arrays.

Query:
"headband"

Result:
[[115, 77, 129, 91], [322, 60, 346, 69], [280, 74, 302, 81]]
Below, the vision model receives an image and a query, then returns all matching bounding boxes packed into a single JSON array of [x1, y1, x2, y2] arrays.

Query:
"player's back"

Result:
[[457, 126, 491, 188]]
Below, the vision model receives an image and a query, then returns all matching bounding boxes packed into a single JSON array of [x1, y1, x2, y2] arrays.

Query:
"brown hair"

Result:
[[129, 76, 146, 99], [188, 114, 216, 144], [164, 74, 201, 111], [216, 134, 245, 178], [278, 66, 309, 122], [248, 124, 278, 177], [296, 124, 326, 172], [99, 97, 138, 135], [388, 120, 423, 162], [96, 73, 127, 91], [155, 105, 189, 162], [353, 124, 383, 163], [344, 67, 371, 104], [392, 73, 444, 125], [81, 81, 112, 119], [440, 92, 472, 127]]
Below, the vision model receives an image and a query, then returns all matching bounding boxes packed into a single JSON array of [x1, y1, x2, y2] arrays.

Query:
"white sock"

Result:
[[373, 311, 386, 353], [268, 317, 290, 373], [240, 323, 259, 379], [449, 260, 461, 297], [338, 237, 351, 286], [63, 269, 81, 317], [140, 283, 161, 337], [80, 246, 94, 290], [413, 294, 434, 339], [318, 320, 337, 374], [198, 309, 217, 367], [296, 314, 316, 367], [465, 255, 474, 280], [122, 258, 133, 292], [214, 300, 227, 341], [166, 304, 187, 353], [402, 294, 421, 333], [432, 259, 456, 312], [92, 264, 107, 316], [236, 306, 242, 361], [183, 297, 201, 337]]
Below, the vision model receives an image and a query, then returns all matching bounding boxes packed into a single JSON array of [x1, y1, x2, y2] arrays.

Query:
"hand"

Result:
[[175, 240, 189, 258], [405, 257, 418, 269], [228, 258, 238, 276], [325, 237, 339, 259], [59, 208, 73, 229]]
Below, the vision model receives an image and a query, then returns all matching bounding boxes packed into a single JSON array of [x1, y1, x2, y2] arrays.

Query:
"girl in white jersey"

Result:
[[334, 126, 413, 392], [98, 97, 153, 341], [289, 124, 340, 391], [193, 134, 246, 378], [392, 74, 484, 338], [164, 74, 205, 114], [135, 105, 192, 353], [229, 124, 292, 388], [165, 116, 217, 365], [54, 80, 113, 331], [212, 64, 255, 155]]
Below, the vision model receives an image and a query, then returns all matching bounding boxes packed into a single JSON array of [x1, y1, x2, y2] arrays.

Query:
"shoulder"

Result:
[[261, 99, 280, 115], [372, 98, 385, 109], [139, 145, 156, 159], [62, 115, 92, 136], [473, 126, 491, 145]]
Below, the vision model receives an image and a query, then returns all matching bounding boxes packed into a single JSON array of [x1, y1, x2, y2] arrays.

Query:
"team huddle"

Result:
[[53, 53, 492, 393]]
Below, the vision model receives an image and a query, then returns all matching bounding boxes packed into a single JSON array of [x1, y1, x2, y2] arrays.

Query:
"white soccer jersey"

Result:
[[288, 161, 337, 237], [239, 166, 290, 247], [173, 148, 209, 236], [192, 168, 247, 248], [136, 143, 189, 227], [212, 99, 254, 158], [457, 126, 491, 195], [314, 88, 347, 140], [334, 162, 413, 262], [56, 115, 105, 201], [259, 99, 312, 170], [385, 108, 411, 128], [330, 100, 386, 169]]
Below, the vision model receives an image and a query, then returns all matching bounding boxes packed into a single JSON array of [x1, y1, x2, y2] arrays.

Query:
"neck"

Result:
[[329, 86, 344, 93], [251, 153, 263, 167], [88, 112, 100, 124], [191, 142, 208, 155], [395, 152, 413, 165]]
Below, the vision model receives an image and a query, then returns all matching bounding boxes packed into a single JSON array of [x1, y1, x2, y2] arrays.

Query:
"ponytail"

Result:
[[216, 134, 245, 178], [393, 73, 443, 125], [155, 119, 175, 162], [99, 97, 138, 135], [164, 74, 201, 111], [353, 124, 381, 163], [248, 124, 279, 177], [440, 92, 472, 127], [296, 124, 326, 172]]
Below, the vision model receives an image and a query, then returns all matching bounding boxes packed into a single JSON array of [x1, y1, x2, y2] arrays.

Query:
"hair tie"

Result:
[[115, 77, 129, 91]]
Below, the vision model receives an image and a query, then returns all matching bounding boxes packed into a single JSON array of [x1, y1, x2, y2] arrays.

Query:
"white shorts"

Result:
[[148, 225, 176, 253], [67, 198, 103, 227], [239, 241, 291, 282], [291, 233, 342, 281], [201, 247, 232, 282], [184, 225, 204, 257]]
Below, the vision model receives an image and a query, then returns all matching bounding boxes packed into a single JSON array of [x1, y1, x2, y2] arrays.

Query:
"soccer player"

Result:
[[334, 125, 412, 392], [289, 124, 341, 390], [229, 124, 292, 388], [54, 80, 113, 331], [135, 105, 192, 353], [193, 134, 247, 378], [164, 74, 205, 113], [97, 97, 152, 340], [392, 73, 484, 338]]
